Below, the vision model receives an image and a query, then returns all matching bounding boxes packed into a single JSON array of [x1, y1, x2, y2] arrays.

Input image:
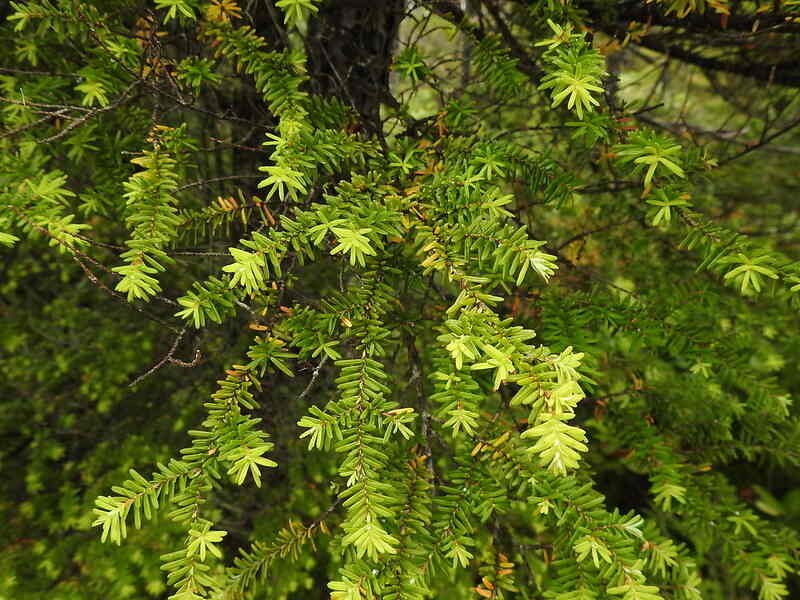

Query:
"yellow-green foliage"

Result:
[[2, 2, 800, 600]]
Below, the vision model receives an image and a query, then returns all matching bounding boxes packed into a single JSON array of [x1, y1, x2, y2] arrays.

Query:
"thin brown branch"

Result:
[[636, 114, 800, 155], [0, 95, 91, 111], [6, 205, 181, 330], [0, 66, 83, 78], [176, 174, 263, 193], [404, 331, 438, 492], [631, 35, 800, 88], [481, 0, 542, 79], [717, 115, 800, 166], [36, 81, 141, 144], [297, 355, 330, 403], [603, 2, 800, 34], [128, 327, 201, 387], [0, 108, 71, 140]]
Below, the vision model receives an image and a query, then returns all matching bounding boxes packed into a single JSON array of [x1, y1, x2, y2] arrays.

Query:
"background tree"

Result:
[[2, 1, 800, 600]]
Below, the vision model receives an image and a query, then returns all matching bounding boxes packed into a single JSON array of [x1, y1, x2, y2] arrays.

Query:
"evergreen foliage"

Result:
[[1, 1, 800, 600]]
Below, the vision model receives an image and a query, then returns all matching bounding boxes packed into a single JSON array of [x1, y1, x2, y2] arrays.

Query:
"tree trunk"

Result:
[[306, 0, 405, 133]]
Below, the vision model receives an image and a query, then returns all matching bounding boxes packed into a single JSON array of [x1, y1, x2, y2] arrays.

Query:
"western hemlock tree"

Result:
[[2, 1, 800, 600]]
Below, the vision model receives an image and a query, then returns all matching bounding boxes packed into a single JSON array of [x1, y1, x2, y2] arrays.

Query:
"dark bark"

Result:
[[306, 0, 406, 133], [575, 0, 800, 89], [592, 0, 800, 34]]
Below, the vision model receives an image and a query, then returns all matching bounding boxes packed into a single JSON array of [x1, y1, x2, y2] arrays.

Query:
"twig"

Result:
[[169, 249, 231, 257], [717, 115, 800, 166], [7, 204, 180, 324], [297, 355, 330, 403], [637, 113, 800, 155], [404, 332, 438, 491], [169, 348, 202, 368], [0, 67, 83, 79], [0, 108, 71, 140], [235, 300, 261, 320], [128, 327, 201, 387], [176, 174, 263, 192], [482, 0, 542, 80], [36, 80, 140, 144], [207, 136, 268, 153], [630, 102, 665, 116], [0, 95, 91, 111]]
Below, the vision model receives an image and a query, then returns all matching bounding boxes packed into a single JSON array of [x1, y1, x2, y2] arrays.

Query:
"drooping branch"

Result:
[[629, 34, 800, 88], [593, 0, 800, 34]]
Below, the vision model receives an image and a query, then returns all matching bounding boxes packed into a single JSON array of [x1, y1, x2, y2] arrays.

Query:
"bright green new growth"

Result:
[[96, 7, 597, 588]]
